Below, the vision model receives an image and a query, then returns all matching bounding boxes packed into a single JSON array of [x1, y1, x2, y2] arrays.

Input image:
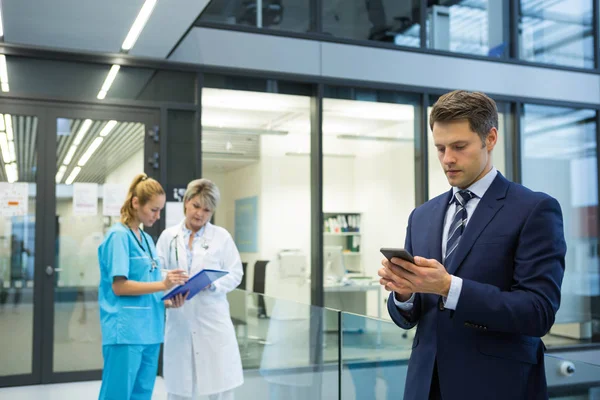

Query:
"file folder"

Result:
[[161, 269, 229, 301]]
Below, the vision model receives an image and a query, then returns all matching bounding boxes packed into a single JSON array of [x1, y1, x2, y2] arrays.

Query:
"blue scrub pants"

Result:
[[99, 344, 161, 400]]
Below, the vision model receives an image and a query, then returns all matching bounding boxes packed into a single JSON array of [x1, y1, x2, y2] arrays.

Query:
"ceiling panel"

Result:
[[4, 0, 144, 53]]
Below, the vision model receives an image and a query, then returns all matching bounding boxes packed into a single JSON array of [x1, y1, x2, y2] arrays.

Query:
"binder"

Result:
[[161, 269, 229, 301]]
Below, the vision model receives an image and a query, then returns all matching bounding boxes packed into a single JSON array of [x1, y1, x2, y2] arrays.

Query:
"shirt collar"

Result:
[[182, 222, 205, 239], [449, 166, 498, 203]]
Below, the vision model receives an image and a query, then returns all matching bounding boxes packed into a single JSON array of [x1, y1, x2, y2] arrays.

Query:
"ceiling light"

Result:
[[5, 163, 17, 183], [56, 165, 67, 184], [8, 140, 15, 162], [121, 0, 157, 51], [336, 134, 413, 142], [78, 137, 103, 166], [203, 126, 288, 136], [0, 114, 4, 131], [0, 3, 4, 38], [0, 55, 8, 93], [285, 151, 355, 158], [63, 146, 77, 165], [97, 65, 120, 100], [0, 132, 9, 162], [4, 114, 11, 140], [65, 166, 81, 185], [73, 119, 92, 145], [99, 120, 117, 137]]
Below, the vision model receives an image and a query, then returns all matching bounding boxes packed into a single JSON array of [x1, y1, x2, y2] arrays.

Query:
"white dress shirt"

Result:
[[394, 167, 498, 311]]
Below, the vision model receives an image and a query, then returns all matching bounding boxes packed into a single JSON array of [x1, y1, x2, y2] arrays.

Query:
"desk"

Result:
[[324, 282, 382, 340]]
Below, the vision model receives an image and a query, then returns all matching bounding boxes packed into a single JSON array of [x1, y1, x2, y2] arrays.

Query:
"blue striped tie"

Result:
[[444, 190, 476, 266]]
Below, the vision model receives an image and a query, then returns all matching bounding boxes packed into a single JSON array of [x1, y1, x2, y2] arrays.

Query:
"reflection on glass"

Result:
[[201, 87, 313, 308], [426, 0, 506, 57], [228, 290, 340, 398], [323, 88, 418, 321], [427, 98, 508, 199], [53, 117, 144, 372], [519, 0, 594, 68], [521, 104, 598, 347], [0, 113, 36, 377], [322, 0, 420, 47], [199, 0, 308, 33]]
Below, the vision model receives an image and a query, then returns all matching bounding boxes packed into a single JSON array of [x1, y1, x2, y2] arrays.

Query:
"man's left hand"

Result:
[[387, 256, 452, 297]]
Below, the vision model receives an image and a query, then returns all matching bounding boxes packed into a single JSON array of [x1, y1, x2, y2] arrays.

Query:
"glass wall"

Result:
[[322, 0, 421, 47], [200, 77, 314, 312], [322, 86, 420, 321], [519, 0, 594, 68], [428, 96, 510, 199], [521, 104, 598, 346], [426, 0, 508, 57], [199, 0, 310, 33]]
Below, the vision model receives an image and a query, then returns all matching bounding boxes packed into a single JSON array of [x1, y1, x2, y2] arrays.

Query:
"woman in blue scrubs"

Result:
[[98, 174, 188, 400]]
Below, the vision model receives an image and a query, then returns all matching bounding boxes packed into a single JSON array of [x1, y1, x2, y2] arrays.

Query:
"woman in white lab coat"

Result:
[[156, 179, 244, 400]]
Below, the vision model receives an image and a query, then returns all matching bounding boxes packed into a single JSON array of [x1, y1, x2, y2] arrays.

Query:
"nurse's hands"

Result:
[[165, 292, 189, 308], [163, 269, 188, 290]]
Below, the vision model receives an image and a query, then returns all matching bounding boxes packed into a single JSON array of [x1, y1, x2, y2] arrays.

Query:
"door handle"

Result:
[[45, 266, 63, 276]]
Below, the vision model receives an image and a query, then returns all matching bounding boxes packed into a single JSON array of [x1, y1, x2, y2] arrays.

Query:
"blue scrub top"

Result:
[[98, 223, 165, 345]]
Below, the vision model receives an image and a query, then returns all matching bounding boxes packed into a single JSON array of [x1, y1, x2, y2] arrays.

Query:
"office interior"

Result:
[[0, 0, 599, 399]]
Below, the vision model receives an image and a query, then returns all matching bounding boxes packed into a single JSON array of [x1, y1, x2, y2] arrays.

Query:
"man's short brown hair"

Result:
[[429, 90, 498, 144]]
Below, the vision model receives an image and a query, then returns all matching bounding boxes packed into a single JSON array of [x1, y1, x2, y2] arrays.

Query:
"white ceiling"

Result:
[[3, 0, 210, 59]]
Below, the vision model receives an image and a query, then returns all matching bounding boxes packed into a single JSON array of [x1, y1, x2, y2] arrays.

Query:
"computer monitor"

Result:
[[278, 250, 307, 279], [323, 245, 346, 283]]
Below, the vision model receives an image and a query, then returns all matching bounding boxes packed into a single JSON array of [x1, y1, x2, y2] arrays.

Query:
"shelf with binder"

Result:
[[323, 212, 362, 273]]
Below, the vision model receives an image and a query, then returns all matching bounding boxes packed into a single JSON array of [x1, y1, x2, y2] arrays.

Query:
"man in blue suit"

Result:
[[379, 90, 566, 400]]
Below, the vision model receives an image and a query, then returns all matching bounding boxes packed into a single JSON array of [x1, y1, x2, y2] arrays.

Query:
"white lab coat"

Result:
[[156, 220, 244, 397]]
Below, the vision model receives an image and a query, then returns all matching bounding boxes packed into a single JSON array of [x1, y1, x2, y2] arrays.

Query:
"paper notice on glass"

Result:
[[73, 183, 98, 216], [166, 202, 184, 228], [103, 184, 127, 217], [0, 182, 28, 217]]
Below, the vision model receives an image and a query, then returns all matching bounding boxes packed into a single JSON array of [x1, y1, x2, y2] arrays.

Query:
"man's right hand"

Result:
[[378, 258, 413, 302]]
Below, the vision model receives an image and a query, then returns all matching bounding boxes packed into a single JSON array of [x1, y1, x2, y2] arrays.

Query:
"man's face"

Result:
[[432, 120, 497, 189]]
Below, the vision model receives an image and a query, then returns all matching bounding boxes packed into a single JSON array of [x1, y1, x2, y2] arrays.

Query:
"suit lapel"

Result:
[[446, 173, 510, 275], [429, 190, 453, 263]]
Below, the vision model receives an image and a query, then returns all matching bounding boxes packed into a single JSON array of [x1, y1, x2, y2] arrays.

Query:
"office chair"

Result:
[[253, 260, 269, 318]]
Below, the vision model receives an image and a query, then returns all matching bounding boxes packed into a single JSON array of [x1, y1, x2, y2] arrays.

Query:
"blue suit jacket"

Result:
[[388, 173, 566, 400]]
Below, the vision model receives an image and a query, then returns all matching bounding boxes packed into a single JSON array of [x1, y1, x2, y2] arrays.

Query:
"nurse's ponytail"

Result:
[[120, 173, 165, 227]]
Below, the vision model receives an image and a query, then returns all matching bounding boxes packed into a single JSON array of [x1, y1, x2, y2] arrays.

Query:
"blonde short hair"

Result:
[[183, 179, 220, 214]]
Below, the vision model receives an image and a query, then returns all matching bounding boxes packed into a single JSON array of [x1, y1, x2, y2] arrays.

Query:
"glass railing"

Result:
[[227, 289, 600, 399]]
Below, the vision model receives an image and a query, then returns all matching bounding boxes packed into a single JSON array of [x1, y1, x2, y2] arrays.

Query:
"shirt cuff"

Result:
[[393, 292, 415, 310], [442, 276, 463, 310]]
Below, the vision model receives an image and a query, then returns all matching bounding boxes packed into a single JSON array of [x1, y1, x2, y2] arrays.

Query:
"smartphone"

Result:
[[380, 247, 415, 264]]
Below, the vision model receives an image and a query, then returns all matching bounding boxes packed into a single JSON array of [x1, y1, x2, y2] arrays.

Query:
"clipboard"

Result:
[[161, 269, 229, 301]]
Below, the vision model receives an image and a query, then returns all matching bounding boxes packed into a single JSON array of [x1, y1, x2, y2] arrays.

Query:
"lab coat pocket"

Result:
[[201, 252, 222, 270]]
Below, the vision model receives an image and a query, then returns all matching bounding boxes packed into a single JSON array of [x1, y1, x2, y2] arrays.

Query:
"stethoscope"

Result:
[[128, 227, 159, 272], [168, 227, 209, 270]]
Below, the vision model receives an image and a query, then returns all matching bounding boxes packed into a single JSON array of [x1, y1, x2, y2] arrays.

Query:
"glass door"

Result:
[[0, 103, 44, 387], [46, 106, 159, 382]]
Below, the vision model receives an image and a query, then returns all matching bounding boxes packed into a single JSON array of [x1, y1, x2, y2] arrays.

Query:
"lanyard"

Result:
[[128, 227, 157, 272]]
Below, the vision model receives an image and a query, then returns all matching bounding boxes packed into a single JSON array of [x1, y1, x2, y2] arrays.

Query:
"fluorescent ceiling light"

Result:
[[73, 119, 93, 145], [121, 0, 157, 51], [285, 151, 355, 158], [4, 114, 11, 140], [78, 137, 103, 166], [63, 146, 77, 166], [336, 134, 413, 142], [65, 166, 81, 185], [56, 165, 67, 184], [0, 4, 4, 38], [0, 132, 9, 162], [97, 65, 120, 100], [0, 114, 4, 131], [5, 163, 17, 183], [204, 150, 247, 156], [0, 55, 8, 93], [8, 140, 15, 162], [203, 126, 288, 136], [99, 120, 118, 137]]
